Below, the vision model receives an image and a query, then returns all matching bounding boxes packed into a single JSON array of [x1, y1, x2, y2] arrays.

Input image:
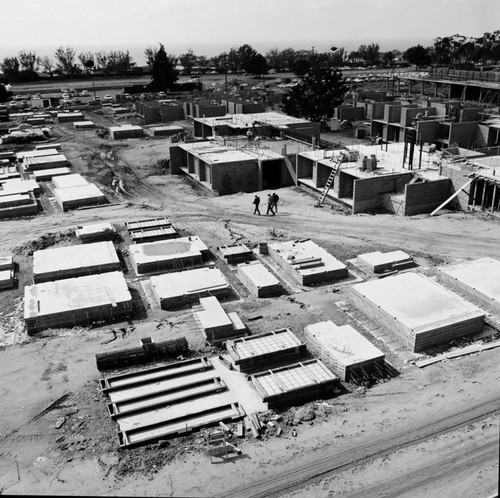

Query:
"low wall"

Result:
[[404, 179, 452, 216]]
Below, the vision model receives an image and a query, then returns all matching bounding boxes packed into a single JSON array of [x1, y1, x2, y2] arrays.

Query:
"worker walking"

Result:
[[252, 194, 261, 215], [246, 129, 254, 144], [266, 194, 275, 216], [272, 192, 279, 213]]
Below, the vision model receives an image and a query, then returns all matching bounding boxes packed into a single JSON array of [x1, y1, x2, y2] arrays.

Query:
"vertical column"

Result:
[[491, 184, 497, 213]]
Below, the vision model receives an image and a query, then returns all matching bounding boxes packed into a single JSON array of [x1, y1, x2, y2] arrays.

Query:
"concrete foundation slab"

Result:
[[237, 260, 282, 297], [227, 328, 306, 373], [268, 239, 348, 285], [0, 268, 14, 289], [356, 250, 415, 274], [251, 359, 339, 408], [24, 271, 133, 334], [16, 148, 59, 162], [52, 173, 88, 189], [0, 179, 40, 196], [218, 244, 253, 264], [437, 257, 500, 315], [0, 192, 38, 218], [75, 222, 116, 243], [304, 320, 385, 381], [351, 273, 485, 352], [150, 267, 232, 309], [23, 154, 68, 171], [129, 236, 209, 274], [193, 296, 246, 344], [32, 167, 71, 182], [33, 241, 120, 283], [54, 184, 107, 211], [0, 255, 13, 271]]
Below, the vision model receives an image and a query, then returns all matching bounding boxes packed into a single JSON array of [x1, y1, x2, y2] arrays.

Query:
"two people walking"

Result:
[[253, 192, 279, 216]]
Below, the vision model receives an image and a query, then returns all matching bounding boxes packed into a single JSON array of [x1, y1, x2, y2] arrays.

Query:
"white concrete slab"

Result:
[[52, 174, 88, 189]]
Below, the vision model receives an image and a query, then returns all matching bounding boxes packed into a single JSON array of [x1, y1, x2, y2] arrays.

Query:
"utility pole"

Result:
[[224, 54, 228, 94]]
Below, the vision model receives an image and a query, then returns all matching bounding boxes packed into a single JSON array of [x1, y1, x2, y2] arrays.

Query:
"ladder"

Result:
[[315, 159, 342, 207]]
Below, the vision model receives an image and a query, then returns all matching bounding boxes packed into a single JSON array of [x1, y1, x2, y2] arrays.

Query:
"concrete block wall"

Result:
[[449, 122, 477, 149], [439, 161, 474, 209], [384, 105, 402, 123], [338, 106, 365, 121], [416, 121, 438, 144], [401, 107, 437, 127], [352, 173, 413, 214], [315, 162, 333, 188], [474, 125, 490, 148], [194, 105, 226, 118], [297, 155, 314, 180], [235, 102, 265, 114], [211, 160, 259, 195], [169, 146, 186, 174], [461, 108, 482, 122], [404, 179, 452, 216]]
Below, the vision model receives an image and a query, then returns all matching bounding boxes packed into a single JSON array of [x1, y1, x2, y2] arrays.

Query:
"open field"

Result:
[[0, 93, 499, 497]]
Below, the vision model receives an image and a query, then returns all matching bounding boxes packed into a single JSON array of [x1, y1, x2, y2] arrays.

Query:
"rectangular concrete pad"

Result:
[[33, 241, 120, 282], [437, 257, 500, 315], [75, 222, 116, 242], [237, 260, 282, 297], [351, 273, 485, 351], [24, 272, 132, 334], [151, 267, 231, 309], [268, 239, 347, 285], [54, 184, 107, 211], [52, 174, 88, 189], [304, 320, 385, 380], [23, 154, 68, 171], [356, 250, 413, 273], [129, 236, 209, 274], [32, 167, 71, 181]]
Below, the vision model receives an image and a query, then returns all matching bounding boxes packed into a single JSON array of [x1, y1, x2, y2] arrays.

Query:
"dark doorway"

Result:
[[262, 159, 282, 189]]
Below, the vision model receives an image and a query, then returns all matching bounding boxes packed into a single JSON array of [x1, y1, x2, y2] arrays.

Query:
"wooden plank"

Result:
[[430, 179, 474, 216]]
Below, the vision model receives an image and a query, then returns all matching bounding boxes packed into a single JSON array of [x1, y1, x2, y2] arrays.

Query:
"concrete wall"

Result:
[[211, 160, 259, 195], [338, 106, 365, 121], [449, 122, 477, 149], [439, 161, 475, 210], [416, 121, 438, 144], [169, 146, 186, 174], [143, 105, 185, 124], [404, 179, 452, 216], [194, 105, 226, 118], [401, 107, 437, 127], [461, 107, 482, 122], [384, 105, 402, 123], [297, 155, 313, 179], [235, 102, 265, 114], [474, 124, 490, 148], [352, 173, 413, 214]]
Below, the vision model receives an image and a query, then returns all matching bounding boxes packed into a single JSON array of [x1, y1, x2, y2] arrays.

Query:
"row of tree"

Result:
[[2, 32, 500, 83]]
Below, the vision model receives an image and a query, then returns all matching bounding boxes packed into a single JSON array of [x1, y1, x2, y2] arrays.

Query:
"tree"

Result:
[[144, 46, 158, 70], [18, 51, 40, 72], [292, 58, 310, 76], [107, 51, 135, 75], [403, 45, 432, 68], [0, 57, 20, 81], [78, 51, 95, 71], [179, 49, 197, 75], [54, 46, 78, 77], [237, 44, 267, 75], [95, 52, 108, 71], [147, 43, 178, 92], [357, 43, 380, 66], [281, 55, 348, 122], [266, 48, 286, 71], [39, 56, 55, 77], [381, 51, 395, 67]]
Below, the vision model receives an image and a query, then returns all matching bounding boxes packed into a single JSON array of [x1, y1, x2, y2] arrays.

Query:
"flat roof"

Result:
[[352, 273, 484, 333], [195, 111, 311, 129], [0, 180, 39, 196], [230, 329, 302, 360], [109, 124, 143, 131], [32, 167, 71, 179], [52, 174, 88, 189], [439, 257, 500, 304], [33, 241, 119, 276], [129, 236, 208, 265], [237, 261, 280, 287], [54, 184, 105, 202], [75, 222, 115, 238], [0, 193, 30, 205], [269, 239, 347, 276], [357, 250, 411, 267], [57, 112, 84, 118], [151, 267, 230, 299], [0, 255, 13, 270], [16, 148, 59, 160], [305, 320, 384, 365], [24, 154, 68, 165], [24, 272, 131, 319], [178, 141, 282, 163], [194, 296, 232, 330]]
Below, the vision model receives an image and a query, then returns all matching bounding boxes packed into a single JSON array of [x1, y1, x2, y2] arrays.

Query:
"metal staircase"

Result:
[[315, 159, 342, 207]]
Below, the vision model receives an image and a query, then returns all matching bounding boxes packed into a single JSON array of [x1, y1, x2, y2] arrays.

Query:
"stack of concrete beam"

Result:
[[0, 163, 20, 181], [57, 111, 85, 123], [356, 250, 415, 274], [437, 257, 500, 315], [0, 105, 8, 122], [32, 241, 121, 283], [351, 273, 486, 352], [151, 267, 232, 309], [226, 328, 306, 373], [130, 226, 178, 244], [0, 151, 15, 161], [192, 296, 246, 344], [125, 217, 172, 232], [75, 222, 117, 243], [0, 255, 14, 289], [73, 121, 96, 130], [268, 239, 348, 285], [109, 124, 144, 140], [304, 320, 385, 381], [99, 357, 245, 447], [31, 167, 71, 182], [24, 271, 133, 334], [129, 236, 209, 274], [250, 359, 339, 408], [218, 244, 253, 264], [236, 260, 282, 297]]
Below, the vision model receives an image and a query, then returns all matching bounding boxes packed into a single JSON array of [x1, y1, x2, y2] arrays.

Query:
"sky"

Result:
[[2, 0, 499, 65]]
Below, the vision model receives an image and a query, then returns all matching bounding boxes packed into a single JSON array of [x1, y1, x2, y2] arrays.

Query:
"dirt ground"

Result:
[[0, 105, 500, 497]]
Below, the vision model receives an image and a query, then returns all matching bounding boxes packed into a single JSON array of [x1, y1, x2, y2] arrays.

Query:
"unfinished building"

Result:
[[109, 124, 144, 139], [23, 154, 69, 172], [53, 183, 107, 211], [226, 328, 306, 373], [192, 296, 246, 344], [24, 271, 133, 334], [218, 244, 253, 264], [129, 236, 209, 274], [351, 272, 486, 352], [75, 222, 117, 243], [250, 359, 339, 408], [268, 239, 348, 286], [99, 357, 245, 447], [150, 267, 232, 309], [437, 257, 500, 315], [57, 111, 85, 123], [304, 320, 385, 381], [237, 260, 283, 297], [32, 241, 121, 283]]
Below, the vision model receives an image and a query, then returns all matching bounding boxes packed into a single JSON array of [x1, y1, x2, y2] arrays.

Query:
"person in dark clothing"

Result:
[[252, 194, 261, 215], [266, 194, 275, 215], [272, 192, 279, 212]]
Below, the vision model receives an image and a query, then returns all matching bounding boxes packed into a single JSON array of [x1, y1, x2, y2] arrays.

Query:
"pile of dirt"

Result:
[[13, 230, 75, 256]]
